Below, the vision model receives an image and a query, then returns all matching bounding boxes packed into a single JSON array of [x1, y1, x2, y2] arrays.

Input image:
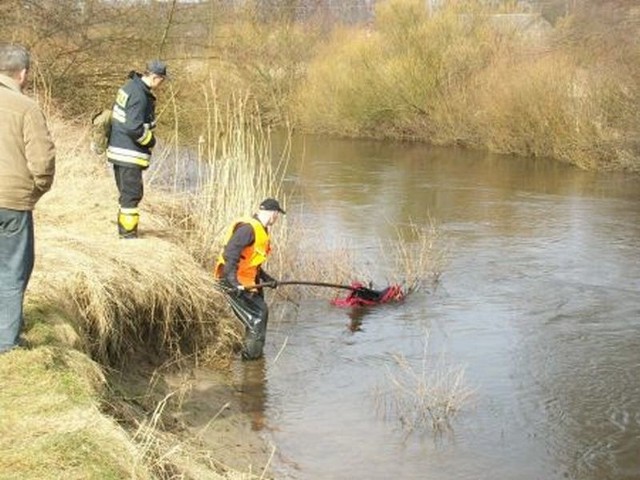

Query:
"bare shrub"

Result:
[[1, 0, 174, 115], [276, 224, 368, 299], [293, 1, 499, 140], [376, 330, 474, 434], [474, 46, 640, 170], [263, 213, 449, 302], [388, 219, 448, 294], [293, 0, 640, 171], [477, 53, 582, 156], [205, 14, 324, 125]]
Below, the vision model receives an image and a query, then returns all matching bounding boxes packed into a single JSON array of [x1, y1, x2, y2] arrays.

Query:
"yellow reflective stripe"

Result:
[[138, 129, 153, 146], [115, 89, 129, 108]]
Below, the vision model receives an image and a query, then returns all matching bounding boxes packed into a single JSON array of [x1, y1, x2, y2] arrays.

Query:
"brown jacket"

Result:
[[0, 73, 55, 211]]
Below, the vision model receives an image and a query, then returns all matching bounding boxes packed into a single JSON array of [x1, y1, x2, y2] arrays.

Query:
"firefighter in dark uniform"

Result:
[[214, 198, 285, 360], [106, 60, 168, 238]]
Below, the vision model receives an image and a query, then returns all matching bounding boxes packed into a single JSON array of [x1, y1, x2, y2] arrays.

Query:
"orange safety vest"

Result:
[[214, 217, 271, 286]]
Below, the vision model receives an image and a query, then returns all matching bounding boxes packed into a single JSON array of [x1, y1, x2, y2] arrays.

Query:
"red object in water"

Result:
[[331, 281, 405, 308]]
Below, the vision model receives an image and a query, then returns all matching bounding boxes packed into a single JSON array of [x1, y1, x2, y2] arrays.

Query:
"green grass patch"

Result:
[[0, 347, 149, 480]]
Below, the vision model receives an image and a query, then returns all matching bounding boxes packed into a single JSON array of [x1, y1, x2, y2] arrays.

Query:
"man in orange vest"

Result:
[[214, 198, 285, 360]]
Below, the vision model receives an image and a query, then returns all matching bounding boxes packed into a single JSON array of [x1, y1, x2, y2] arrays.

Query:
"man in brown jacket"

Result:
[[0, 43, 56, 353]]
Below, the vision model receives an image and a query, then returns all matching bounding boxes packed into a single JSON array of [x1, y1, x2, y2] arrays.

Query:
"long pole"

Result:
[[247, 280, 362, 291]]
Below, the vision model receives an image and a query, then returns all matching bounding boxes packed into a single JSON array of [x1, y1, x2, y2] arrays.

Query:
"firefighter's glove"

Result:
[[138, 124, 156, 148]]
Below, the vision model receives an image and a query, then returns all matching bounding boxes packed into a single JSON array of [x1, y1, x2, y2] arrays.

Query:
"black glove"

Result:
[[259, 271, 278, 288], [220, 279, 243, 297]]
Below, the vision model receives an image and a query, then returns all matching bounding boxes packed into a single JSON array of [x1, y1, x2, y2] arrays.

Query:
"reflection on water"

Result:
[[200, 134, 640, 480], [346, 308, 366, 333], [234, 359, 269, 432]]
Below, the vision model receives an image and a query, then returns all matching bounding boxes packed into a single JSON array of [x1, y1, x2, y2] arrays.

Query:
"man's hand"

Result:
[[237, 284, 258, 294], [219, 279, 245, 297]]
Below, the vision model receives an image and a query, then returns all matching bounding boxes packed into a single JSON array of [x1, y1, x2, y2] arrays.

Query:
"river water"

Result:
[[206, 136, 640, 479]]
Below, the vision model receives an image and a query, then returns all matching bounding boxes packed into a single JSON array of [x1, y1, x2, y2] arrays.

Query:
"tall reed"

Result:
[[161, 80, 289, 268]]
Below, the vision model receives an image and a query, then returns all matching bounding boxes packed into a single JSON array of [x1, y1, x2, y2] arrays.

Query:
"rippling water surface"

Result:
[[219, 137, 640, 480]]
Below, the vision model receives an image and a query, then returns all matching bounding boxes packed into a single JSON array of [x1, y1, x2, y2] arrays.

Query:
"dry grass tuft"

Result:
[[275, 222, 367, 299], [376, 330, 474, 434], [388, 219, 448, 294], [267, 216, 448, 303]]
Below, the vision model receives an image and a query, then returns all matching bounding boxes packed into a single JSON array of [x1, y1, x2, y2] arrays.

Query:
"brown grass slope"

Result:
[[30, 118, 241, 366], [0, 118, 248, 479]]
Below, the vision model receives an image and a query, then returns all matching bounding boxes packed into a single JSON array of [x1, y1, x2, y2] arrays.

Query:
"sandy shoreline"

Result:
[[110, 355, 277, 478]]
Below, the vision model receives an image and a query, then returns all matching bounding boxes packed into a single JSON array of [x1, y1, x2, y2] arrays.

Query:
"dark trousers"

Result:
[[225, 290, 269, 360], [113, 164, 143, 208], [0, 209, 34, 353], [113, 164, 143, 237]]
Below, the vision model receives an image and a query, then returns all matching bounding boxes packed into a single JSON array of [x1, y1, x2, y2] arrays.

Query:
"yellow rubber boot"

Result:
[[118, 208, 139, 239]]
